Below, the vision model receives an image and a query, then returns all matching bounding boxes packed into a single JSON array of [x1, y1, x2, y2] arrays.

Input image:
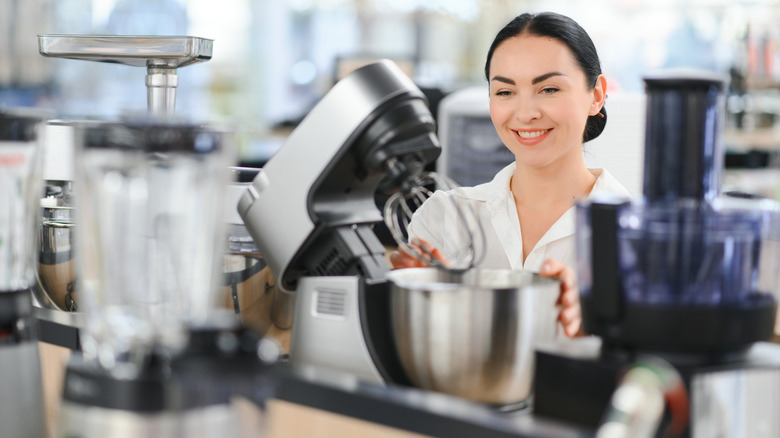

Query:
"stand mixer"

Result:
[[237, 59, 569, 409], [239, 59, 443, 383]]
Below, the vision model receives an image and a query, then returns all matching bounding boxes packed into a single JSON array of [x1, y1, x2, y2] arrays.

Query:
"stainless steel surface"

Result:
[[34, 205, 77, 312], [388, 267, 560, 405], [38, 35, 213, 114], [37, 35, 212, 68], [33, 299, 86, 330]]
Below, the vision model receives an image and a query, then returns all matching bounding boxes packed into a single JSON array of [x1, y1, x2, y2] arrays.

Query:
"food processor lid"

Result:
[[643, 68, 728, 90]]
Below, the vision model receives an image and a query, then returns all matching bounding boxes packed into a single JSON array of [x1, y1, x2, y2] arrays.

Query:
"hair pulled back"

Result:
[[484, 12, 606, 142]]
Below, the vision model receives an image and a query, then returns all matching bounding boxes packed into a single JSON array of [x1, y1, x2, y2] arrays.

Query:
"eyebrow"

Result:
[[490, 71, 567, 86]]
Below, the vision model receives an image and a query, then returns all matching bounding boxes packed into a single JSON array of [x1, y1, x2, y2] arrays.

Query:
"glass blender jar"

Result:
[[57, 118, 242, 438], [74, 118, 235, 375]]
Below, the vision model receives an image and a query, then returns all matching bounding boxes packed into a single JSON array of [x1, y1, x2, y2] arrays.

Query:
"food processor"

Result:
[[0, 110, 48, 438], [533, 70, 780, 437]]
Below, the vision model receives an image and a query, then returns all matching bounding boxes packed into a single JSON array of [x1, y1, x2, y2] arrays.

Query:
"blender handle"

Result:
[[589, 201, 628, 322]]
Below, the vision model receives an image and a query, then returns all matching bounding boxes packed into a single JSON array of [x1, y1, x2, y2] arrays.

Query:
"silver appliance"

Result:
[[0, 110, 48, 438], [38, 35, 274, 438], [239, 60, 442, 384], [33, 34, 214, 314]]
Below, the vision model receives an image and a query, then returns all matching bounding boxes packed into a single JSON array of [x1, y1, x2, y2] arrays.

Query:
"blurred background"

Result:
[[2, 0, 780, 197]]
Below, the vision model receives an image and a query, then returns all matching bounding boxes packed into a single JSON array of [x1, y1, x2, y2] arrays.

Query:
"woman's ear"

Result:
[[590, 74, 608, 116]]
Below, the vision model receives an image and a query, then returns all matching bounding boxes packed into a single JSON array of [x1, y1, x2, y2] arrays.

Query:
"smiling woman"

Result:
[[389, 11, 631, 338]]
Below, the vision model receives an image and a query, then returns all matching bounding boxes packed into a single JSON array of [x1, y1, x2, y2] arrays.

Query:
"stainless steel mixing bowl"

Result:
[[388, 267, 560, 406]]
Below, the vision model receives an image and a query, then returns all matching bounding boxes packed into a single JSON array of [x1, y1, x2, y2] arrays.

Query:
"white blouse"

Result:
[[406, 162, 631, 272]]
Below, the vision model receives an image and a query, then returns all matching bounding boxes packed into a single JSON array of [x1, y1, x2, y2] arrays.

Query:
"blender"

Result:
[[37, 35, 274, 437], [58, 119, 268, 438], [0, 109, 48, 438], [533, 70, 780, 437]]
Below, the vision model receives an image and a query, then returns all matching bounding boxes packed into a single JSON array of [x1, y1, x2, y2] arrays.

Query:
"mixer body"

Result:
[[238, 60, 442, 383]]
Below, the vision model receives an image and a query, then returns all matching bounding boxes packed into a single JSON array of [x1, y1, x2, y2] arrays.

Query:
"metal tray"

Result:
[[37, 35, 213, 68]]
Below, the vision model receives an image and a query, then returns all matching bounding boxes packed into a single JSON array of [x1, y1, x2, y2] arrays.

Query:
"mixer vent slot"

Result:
[[315, 290, 348, 317], [313, 248, 348, 276]]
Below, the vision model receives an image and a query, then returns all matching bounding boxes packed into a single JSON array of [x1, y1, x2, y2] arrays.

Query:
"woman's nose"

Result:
[[514, 97, 541, 122]]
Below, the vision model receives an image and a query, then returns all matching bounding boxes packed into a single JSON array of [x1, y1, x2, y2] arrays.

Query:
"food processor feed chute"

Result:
[[578, 71, 780, 358]]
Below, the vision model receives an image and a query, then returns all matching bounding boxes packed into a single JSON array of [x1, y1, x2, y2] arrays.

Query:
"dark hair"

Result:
[[484, 12, 606, 143]]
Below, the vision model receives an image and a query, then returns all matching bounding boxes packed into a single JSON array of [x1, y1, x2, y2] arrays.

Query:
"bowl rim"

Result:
[[386, 267, 559, 292]]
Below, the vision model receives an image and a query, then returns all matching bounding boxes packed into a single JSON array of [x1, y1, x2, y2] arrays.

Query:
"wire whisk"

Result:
[[383, 170, 485, 274]]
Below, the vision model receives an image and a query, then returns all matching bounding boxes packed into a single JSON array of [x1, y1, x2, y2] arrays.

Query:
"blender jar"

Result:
[[74, 119, 235, 377]]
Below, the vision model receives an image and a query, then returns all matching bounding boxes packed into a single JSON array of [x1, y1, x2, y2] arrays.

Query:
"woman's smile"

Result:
[[513, 128, 552, 145]]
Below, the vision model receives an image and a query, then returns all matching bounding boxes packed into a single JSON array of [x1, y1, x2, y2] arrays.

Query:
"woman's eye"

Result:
[[494, 90, 512, 96], [541, 87, 559, 95]]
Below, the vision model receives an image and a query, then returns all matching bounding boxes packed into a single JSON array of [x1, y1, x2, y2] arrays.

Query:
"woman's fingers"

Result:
[[388, 238, 450, 269], [540, 258, 583, 338], [411, 238, 450, 268], [558, 301, 582, 337], [389, 249, 426, 268]]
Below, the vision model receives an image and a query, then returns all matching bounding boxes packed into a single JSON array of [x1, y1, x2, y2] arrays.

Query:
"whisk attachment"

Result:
[[383, 169, 485, 274]]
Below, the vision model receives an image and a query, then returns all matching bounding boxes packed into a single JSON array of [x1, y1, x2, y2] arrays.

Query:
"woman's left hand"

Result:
[[540, 258, 583, 338]]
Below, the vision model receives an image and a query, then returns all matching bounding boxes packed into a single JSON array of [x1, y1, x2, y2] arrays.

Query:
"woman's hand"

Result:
[[389, 238, 448, 269], [540, 258, 583, 338]]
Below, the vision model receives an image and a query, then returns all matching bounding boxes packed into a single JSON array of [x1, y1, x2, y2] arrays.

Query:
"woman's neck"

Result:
[[510, 155, 596, 207]]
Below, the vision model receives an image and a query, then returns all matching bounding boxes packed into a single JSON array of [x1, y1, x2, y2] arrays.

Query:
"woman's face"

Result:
[[488, 34, 605, 171]]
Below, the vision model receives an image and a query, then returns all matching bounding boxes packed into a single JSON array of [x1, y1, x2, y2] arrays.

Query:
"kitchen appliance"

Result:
[[222, 166, 291, 353], [38, 35, 213, 115], [57, 119, 260, 438], [0, 109, 48, 438], [33, 119, 77, 312], [239, 59, 554, 408], [37, 35, 275, 438], [238, 59, 442, 384], [533, 70, 780, 437], [33, 35, 214, 313], [388, 267, 559, 406]]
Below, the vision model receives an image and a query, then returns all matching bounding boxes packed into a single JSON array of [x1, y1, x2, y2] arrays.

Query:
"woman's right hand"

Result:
[[389, 238, 447, 268]]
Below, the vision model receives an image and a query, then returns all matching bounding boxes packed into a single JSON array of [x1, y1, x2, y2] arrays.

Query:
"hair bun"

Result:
[[583, 106, 607, 142]]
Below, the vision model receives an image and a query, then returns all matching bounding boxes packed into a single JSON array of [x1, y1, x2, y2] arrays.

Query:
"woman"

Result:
[[390, 12, 630, 337]]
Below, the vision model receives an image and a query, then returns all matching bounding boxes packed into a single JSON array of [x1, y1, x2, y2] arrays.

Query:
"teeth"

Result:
[[516, 130, 549, 139]]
